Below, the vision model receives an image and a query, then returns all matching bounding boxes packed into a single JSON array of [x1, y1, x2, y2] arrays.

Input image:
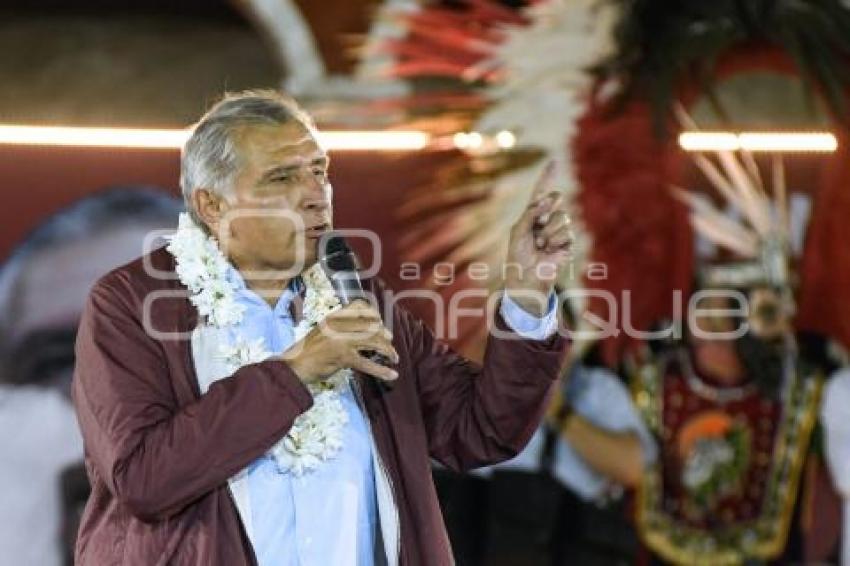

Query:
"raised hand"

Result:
[[504, 161, 574, 316]]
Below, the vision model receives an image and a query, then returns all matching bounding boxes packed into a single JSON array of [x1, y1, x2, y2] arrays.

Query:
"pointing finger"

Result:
[[530, 160, 557, 204], [515, 161, 557, 233]]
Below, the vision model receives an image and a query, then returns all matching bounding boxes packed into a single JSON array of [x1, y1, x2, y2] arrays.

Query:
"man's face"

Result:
[[692, 288, 789, 341], [689, 287, 789, 390], [215, 120, 332, 274]]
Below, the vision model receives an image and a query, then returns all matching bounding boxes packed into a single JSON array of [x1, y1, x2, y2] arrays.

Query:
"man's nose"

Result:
[[302, 178, 330, 212]]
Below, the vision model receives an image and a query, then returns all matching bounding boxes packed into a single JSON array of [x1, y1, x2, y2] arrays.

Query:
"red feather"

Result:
[[574, 95, 693, 366], [797, 128, 850, 351]]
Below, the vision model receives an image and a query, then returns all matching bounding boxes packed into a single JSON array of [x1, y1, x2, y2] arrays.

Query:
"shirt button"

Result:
[[304, 537, 313, 545]]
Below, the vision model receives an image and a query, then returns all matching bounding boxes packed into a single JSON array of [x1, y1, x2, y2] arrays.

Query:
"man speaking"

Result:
[[72, 90, 571, 565]]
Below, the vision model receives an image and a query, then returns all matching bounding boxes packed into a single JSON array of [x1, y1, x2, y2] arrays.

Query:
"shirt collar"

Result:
[[225, 264, 304, 315]]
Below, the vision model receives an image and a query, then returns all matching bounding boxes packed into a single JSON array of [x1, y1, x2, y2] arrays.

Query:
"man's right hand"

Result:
[[280, 301, 400, 385]]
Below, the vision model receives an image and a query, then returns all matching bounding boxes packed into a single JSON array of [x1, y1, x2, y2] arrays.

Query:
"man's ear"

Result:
[[192, 188, 226, 235]]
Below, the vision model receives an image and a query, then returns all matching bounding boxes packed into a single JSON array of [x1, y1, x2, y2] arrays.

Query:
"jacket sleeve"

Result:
[[72, 278, 313, 522], [399, 303, 568, 472]]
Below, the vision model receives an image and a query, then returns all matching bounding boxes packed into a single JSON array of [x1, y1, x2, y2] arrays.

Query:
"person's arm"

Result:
[[400, 301, 567, 472], [549, 367, 657, 493], [822, 369, 850, 497], [72, 278, 313, 522], [560, 415, 644, 487], [409, 162, 572, 471]]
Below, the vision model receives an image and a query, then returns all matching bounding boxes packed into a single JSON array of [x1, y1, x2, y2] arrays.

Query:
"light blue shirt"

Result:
[[226, 266, 557, 566]]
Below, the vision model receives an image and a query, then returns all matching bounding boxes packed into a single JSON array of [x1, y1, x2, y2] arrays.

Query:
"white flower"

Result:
[[270, 390, 350, 476], [217, 338, 272, 371], [166, 212, 354, 476], [173, 258, 207, 290], [320, 368, 354, 392]]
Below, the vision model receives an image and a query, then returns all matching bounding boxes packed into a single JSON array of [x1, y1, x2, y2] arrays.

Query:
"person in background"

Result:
[[436, 304, 656, 566], [0, 188, 182, 566], [486, 346, 657, 566], [822, 368, 850, 566]]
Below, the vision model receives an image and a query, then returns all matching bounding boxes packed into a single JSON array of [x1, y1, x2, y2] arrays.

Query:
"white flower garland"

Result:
[[166, 213, 352, 476]]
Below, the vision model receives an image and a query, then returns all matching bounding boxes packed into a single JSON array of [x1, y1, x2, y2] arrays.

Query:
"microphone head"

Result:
[[319, 231, 350, 257], [317, 232, 358, 273]]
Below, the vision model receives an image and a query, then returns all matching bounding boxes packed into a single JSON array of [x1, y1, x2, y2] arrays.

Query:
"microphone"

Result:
[[317, 232, 394, 389], [317, 233, 368, 305]]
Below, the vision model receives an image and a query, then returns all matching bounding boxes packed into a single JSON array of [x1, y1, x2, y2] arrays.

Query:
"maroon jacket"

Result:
[[72, 247, 567, 565]]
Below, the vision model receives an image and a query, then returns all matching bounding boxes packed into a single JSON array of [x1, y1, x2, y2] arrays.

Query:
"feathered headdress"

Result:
[[672, 114, 793, 292], [352, 0, 850, 361], [356, 0, 619, 355]]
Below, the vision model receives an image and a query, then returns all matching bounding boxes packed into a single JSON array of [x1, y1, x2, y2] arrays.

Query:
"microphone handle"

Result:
[[327, 271, 368, 304]]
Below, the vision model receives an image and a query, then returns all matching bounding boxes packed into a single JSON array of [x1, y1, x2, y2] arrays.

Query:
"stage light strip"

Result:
[[318, 130, 430, 150], [0, 125, 836, 153], [0, 125, 432, 151], [0, 125, 189, 149], [679, 131, 837, 152]]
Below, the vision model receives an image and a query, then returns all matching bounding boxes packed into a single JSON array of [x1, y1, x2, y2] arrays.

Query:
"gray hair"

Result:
[[180, 89, 316, 225]]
